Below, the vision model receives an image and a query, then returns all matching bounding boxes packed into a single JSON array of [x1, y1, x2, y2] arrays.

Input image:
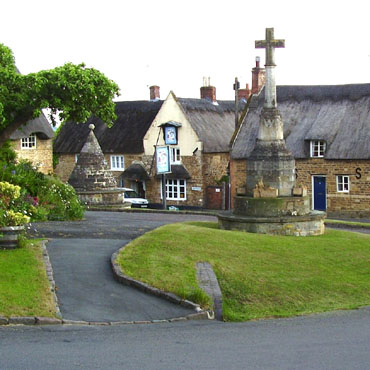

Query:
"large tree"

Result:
[[0, 43, 120, 145]]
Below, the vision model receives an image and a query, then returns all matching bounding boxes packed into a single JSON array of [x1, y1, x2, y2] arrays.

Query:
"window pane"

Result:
[[165, 178, 186, 200], [337, 175, 349, 192]]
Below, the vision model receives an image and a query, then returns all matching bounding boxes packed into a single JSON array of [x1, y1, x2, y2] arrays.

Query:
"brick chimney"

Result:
[[149, 85, 160, 101], [238, 83, 251, 101], [251, 57, 266, 94], [200, 77, 216, 103]]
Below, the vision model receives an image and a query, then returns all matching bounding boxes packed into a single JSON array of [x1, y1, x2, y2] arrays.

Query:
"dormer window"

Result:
[[21, 134, 36, 149], [310, 140, 326, 158]]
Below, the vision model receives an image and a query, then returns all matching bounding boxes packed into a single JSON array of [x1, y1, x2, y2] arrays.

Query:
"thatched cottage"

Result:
[[54, 85, 245, 209], [231, 84, 370, 218], [10, 114, 54, 174]]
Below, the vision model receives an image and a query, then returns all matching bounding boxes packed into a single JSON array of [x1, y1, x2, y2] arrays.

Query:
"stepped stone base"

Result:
[[234, 196, 311, 218], [218, 211, 326, 236]]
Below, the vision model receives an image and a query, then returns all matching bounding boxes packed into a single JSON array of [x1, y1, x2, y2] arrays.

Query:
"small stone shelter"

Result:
[[10, 114, 54, 174], [231, 84, 370, 218]]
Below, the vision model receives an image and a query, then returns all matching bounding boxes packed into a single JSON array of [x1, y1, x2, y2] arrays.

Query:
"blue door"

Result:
[[313, 176, 326, 211]]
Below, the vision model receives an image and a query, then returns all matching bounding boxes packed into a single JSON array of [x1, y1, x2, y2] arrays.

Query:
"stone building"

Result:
[[231, 84, 370, 218], [142, 89, 239, 209], [54, 85, 243, 209], [10, 114, 54, 174]]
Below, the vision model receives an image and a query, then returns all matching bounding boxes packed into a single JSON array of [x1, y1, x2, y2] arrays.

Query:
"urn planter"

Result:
[[0, 225, 25, 249]]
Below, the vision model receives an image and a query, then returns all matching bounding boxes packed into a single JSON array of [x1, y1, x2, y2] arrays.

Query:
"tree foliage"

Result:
[[0, 43, 120, 144]]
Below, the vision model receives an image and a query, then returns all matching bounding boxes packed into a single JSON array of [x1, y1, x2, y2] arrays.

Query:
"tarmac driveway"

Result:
[[29, 211, 216, 322]]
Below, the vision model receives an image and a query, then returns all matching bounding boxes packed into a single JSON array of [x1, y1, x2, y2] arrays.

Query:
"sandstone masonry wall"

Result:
[[12, 138, 53, 174], [144, 154, 205, 207], [202, 152, 230, 188], [230, 158, 370, 218]]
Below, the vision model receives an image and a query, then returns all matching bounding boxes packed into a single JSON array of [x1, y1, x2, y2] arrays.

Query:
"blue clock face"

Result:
[[165, 126, 177, 145]]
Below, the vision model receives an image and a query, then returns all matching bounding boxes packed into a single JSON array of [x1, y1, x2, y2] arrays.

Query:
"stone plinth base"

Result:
[[234, 196, 311, 218], [218, 211, 326, 236], [76, 189, 125, 205], [246, 139, 295, 197]]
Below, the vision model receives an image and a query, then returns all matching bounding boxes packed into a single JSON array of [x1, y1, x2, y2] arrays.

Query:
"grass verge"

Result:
[[117, 222, 370, 321], [325, 219, 370, 228], [0, 239, 56, 318]]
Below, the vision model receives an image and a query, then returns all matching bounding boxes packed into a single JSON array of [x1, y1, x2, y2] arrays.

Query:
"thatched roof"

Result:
[[122, 162, 150, 181], [54, 101, 163, 154], [177, 98, 244, 153], [232, 84, 370, 160], [10, 114, 54, 140]]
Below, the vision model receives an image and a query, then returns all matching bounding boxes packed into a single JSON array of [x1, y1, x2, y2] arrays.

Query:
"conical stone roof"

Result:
[[68, 125, 117, 191]]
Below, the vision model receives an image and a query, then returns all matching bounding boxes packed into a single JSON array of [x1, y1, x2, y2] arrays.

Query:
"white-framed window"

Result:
[[110, 155, 125, 171], [75, 154, 79, 163], [337, 175, 350, 193], [170, 147, 181, 164], [163, 179, 186, 200], [21, 134, 36, 149], [310, 140, 326, 158]]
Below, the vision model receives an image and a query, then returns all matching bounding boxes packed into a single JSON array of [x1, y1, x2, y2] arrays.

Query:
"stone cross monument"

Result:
[[218, 28, 326, 236], [246, 27, 295, 197]]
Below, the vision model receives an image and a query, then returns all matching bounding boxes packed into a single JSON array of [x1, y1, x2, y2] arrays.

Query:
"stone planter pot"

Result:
[[0, 225, 25, 249]]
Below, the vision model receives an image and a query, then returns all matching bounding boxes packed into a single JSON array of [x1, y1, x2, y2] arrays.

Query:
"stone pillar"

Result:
[[246, 28, 295, 197]]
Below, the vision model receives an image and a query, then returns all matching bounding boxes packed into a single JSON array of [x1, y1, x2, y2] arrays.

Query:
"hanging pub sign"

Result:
[[164, 126, 177, 145], [156, 146, 171, 174]]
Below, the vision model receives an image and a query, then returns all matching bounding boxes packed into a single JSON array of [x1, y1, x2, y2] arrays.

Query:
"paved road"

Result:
[[28, 211, 216, 322], [2, 307, 370, 370], [2, 212, 370, 369]]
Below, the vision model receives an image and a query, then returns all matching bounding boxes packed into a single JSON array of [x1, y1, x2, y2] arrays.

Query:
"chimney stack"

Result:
[[149, 85, 160, 101], [238, 83, 251, 101], [200, 77, 216, 103], [251, 56, 266, 94]]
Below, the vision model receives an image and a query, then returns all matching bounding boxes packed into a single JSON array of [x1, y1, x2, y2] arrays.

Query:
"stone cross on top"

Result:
[[255, 28, 285, 111], [255, 28, 285, 67]]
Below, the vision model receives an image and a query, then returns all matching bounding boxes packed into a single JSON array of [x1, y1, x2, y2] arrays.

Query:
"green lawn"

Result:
[[117, 222, 370, 321], [325, 219, 370, 228], [0, 239, 56, 318]]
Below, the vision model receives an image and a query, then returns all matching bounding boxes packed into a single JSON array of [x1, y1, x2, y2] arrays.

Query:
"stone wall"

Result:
[[230, 159, 247, 203], [230, 158, 370, 218], [55, 150, 232, 208], [296, 158, 370, 218], [144, 154, 205, 207], [202, 152, 230, 188], [12, 138, 53, 174], [103, 154, 143, 185]]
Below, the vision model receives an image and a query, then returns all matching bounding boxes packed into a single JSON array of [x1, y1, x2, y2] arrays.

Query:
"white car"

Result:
[[121, 188, 149, 208]]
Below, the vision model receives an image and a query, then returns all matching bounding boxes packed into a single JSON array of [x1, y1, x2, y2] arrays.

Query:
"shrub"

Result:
[[0, 144, 84, 222], [0, 181, 31, 227], [38, 177, 84, 221]]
